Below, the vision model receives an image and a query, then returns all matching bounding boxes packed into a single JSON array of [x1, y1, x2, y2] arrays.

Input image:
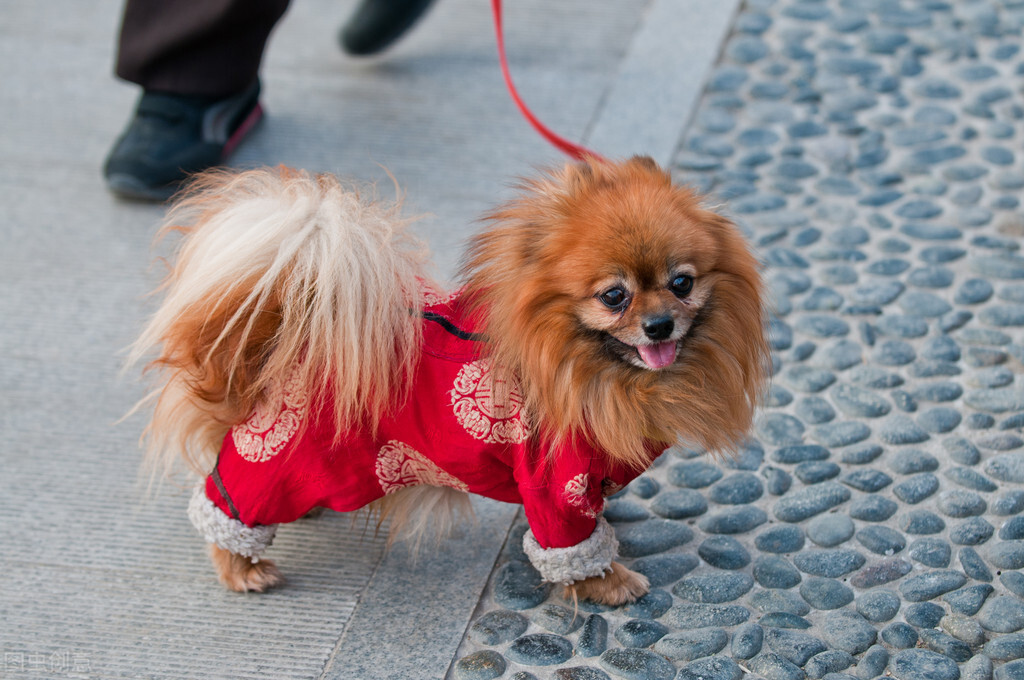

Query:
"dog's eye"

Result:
[[670, 274, 695, 298], [598, 288, 629, 309]]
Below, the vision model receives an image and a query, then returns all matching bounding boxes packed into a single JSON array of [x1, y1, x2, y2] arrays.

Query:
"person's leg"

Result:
[[104, 0, 288, 200], [339, 0, 439, 56]]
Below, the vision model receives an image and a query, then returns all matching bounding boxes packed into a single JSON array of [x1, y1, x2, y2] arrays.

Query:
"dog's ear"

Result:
[[628, 155, 660, 172], [563, 161, 597, 197]]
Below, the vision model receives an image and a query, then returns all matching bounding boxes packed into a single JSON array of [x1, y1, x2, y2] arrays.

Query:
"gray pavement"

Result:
[[0, 1, 730, 678]]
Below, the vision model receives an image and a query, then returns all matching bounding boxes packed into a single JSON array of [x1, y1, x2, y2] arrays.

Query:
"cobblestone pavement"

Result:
[[449, 1, 1024, 679]]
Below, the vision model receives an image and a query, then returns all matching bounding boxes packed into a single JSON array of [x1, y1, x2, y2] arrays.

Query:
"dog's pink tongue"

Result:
[[638, 341, 677, 369]]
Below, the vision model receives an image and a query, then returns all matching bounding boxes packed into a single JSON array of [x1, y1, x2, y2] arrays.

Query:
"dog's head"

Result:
[[462, 156, 768, 466]]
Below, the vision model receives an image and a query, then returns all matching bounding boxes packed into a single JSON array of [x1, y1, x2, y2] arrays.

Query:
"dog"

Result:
[[131, 156, 768, 605]]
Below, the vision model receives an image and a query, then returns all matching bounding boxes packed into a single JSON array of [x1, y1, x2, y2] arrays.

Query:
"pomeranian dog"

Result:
[[131, 156, 767, 605]]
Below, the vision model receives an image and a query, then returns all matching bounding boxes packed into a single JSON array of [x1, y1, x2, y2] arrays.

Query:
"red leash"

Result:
[[490, 0, 605, 162]]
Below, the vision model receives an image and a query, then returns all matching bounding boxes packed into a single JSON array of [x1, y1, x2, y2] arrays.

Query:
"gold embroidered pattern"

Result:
[[375, 440, 469, 494], [450, 359, 528, 444], [232, 369, 308, 463]]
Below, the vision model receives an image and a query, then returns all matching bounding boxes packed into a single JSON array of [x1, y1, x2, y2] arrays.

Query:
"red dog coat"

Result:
[[189, 290, 660, 583]]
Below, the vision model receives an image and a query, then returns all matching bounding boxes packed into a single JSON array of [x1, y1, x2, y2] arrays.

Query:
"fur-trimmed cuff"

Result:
[[522, 516, 618, 585], [187, 486, 277, 562]]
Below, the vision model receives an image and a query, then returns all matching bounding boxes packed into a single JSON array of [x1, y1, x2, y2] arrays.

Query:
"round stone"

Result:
[[988, 541, 1024, 569], [757, 413, 806, 446], [454, 650, 507, 680], [654, 629, 729, 662], [650, 489, 707, 519], [812, 421, 872, 447], [748, 652, 804, 680], [732, 623, 764, 660], [774, 483, 852, 522], [666, 603, 751, 629], [882, 622, 919, 650], [908, 538, 952, 568], [698, 536, 750, 569], [576, 614, 608, 658], [959, 549, 994, 583], [985, 453, 1024, 482], [841, 468, 892, 492], [891, 650, 960, 680], [901, 509, 946, 534], [839, 443, 884, 464], [900, 570, 968, 602], [764, 628, 827, 666], [753, 555, 802, 589], [750, 590, 811, 618], [945, 583, 995, 614], [614, 619, 669, 648], [615, 520, 693, 557], [675, 655, 743, 680], [993, 490, 1024, 515], [674, 571, 754, 603], [792, 397, 835, 427], [630, 554, 697, 588], [763, 466, 793, 496], [628, 476, 660, 499], [794, 461, 841, 485], [709, 473, 764, 505], [904, 602, 945, 628], [978, 596, 1024, 633], [889, 449, 939, 474], [698, 506, 768, 534], [822, 610, 877, 654], [940, 614, 986, 647], [533, 605, 583, 635], [984, 634, 1024, 662], [756, 525, 805, 554], [507, 634, 573, 666], [806, 515, 855, 547], [893, 472, 940, 504], [950, 517, 994, 545], [494, 562, 552, 610], [925, 405, 962, 432], [945, 438, 982, 465], [470, 610, 530, 645], [856, 526, 906, 555], [856, 589, 901, 623], [849, 495, 899, 522], [831, 383, 892, 418], [603, 499, 650, 523], [857, 645, 891, 680], [937, 489, 987, 518], [782, 365, 837, 392], [668, 461, 722, 488], [598, 648, 675, 680], [873, 340, 916, 366], [772, 445, 829, 464], [875, 314, 928, 339], [794, 549, 866, 578]]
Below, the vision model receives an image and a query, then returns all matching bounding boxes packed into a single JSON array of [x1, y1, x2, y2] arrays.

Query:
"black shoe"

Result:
[[103, 81, 263, 201], [339, 0, 438, 56]]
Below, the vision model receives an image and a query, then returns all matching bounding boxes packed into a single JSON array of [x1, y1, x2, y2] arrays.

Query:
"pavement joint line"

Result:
[[584, 0, 742, 167]]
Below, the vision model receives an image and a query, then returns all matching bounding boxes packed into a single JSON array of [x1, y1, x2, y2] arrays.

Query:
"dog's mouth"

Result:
[[606, 336, 679, 370]]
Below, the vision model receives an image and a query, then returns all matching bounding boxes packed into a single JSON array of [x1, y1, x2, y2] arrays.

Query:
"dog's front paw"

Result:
[[209, 544, 284, 592], [564, 561, 649, 606]]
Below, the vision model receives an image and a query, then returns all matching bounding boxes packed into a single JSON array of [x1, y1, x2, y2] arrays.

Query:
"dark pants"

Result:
[[114, 0, 291, 97]]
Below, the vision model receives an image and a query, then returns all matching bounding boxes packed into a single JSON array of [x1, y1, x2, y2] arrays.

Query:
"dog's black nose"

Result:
[[642, 316, 674, 341]]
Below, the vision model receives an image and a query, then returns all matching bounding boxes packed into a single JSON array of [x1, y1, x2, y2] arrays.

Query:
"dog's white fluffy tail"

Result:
[[129, 167, 430, 479]]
